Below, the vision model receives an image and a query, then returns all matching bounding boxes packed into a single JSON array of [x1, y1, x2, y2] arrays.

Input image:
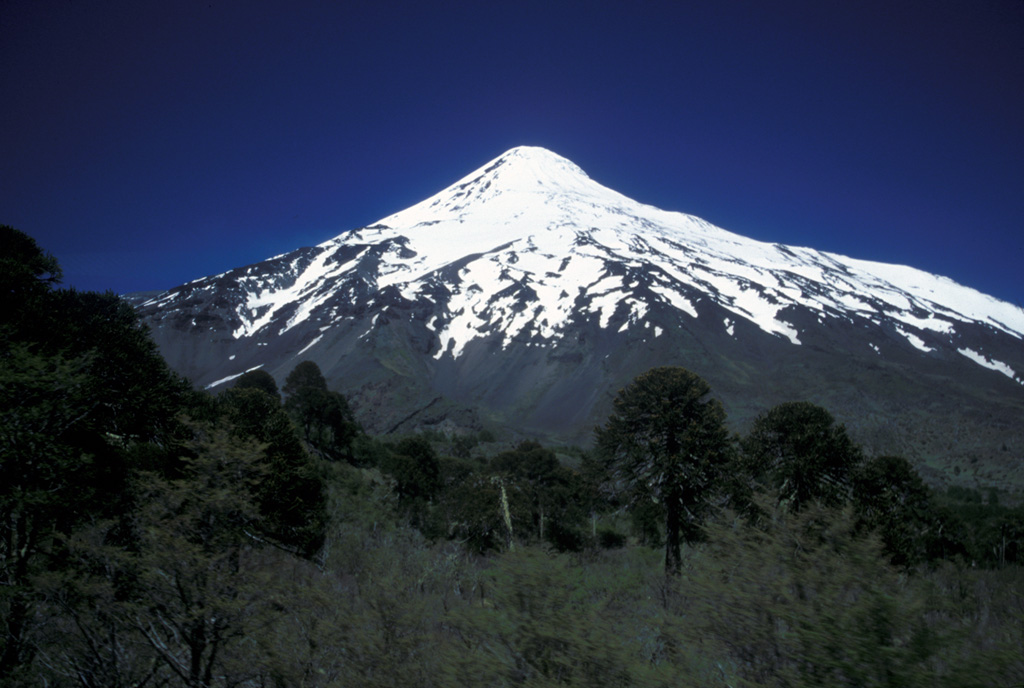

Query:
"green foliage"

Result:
[[0, 230, 193, 679], [232, 368, 280, 399], [0, 224, 62, 285], [936, 486, 1024, 566], [350, 432, 390, 468], [383, 436, 442, 502], [32, 519, 152, 688], [597, 527, 627, 549], [449, 432, 477, 458], [377, 435, 444, 531], [283, 360, 359, 461], [444, 547, 674, 686], [30, 422, 280, 688], [9, 285, 194, 446], [0, 224, 61, 340], [0, 346, 102, 679], [628, 487, 665, 547], [438, 453, 476, 491], [743, 401, 862, 512], [683, 503, 989, 687], [220, 387, 327, 556], [596, 366, 732, 574], [491, 441, 587, 550], [282, 359, 327, 395], [853, 454, 938, 567], [438, 473, 530, 554], [128, 422, 269, 687]]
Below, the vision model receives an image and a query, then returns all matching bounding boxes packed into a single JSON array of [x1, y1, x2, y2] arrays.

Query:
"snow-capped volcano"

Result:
[[368, 145, 1024, 359], [135, 146, 1024, 483]]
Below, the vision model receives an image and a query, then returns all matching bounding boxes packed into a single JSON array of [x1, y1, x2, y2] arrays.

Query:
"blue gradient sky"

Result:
[[2, 0, 1022, 307]]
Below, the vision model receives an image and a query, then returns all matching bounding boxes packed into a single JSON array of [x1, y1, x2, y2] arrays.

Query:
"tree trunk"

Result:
[[665, 493, 682, 576], [0, 596, 31, 679], [664, 424, 682, 576]]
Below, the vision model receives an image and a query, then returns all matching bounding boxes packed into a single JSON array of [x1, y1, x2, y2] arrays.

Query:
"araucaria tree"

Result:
[[596, 366, 732, 575], [742, 401, 862, 512]]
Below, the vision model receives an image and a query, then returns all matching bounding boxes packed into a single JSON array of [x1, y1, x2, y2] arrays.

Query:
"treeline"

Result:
[[2, 226, 1022, 687], [348, 368, 1024, 574]]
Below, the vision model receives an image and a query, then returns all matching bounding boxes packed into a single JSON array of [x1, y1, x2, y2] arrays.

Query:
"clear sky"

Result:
[[2, 0, 1022, 307]]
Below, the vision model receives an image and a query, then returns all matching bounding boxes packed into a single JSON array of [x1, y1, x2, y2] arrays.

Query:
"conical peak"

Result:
[[371, 145, 619, 230], [489, 146, 590, 182], [456, 145, 596, 197]]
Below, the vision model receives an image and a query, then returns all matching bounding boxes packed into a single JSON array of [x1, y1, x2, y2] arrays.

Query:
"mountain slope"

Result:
[[134, 146, 1024, 489]]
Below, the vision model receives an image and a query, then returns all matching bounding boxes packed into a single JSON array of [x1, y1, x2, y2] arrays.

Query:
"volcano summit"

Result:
[[135, 146, 1024, 487]]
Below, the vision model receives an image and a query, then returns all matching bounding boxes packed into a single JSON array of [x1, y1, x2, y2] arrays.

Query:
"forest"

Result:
[[2, 225, 1023, 687]]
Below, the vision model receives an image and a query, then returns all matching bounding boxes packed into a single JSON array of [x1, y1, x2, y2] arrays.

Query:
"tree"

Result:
[[43, 289, 195, 442], [491, 441, 585, 550], [380, 436, 442, 529], [282, 361, 359, 462], [0, 224, 61, 283], [0, 225, 62, 341], [595, 367, 732, 575], [853, 455, 937, 567], [233, 369, 280, 399], [220, 388, 327, 557], [0, 228, 193, 680], [0, 347, 98, 680], [129, 422, 268, 688], [443, 547, 655, 686], [686, 503, 959, 687], [742, 401, 862, 512], [282, 360, 328, 396]]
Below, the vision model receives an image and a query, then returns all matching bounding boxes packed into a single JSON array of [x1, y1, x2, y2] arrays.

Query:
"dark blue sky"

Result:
[[3, 0, 1022, 306]]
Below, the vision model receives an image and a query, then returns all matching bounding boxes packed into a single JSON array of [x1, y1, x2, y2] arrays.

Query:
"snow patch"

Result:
[[296, 334, 323, 356], [895, 326, 935, 353], [205, 364, 265, 390], [651, 284, 698, 318], [957, 348, 1021, 383]]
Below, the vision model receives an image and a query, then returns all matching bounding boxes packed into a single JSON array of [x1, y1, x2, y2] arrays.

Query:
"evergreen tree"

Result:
[[742, 401, 862, 512], [440, 473, 531, 554], [596, 366, 732, 575], [233, 368, 280, 399], [378, 436, 444, 531], [853, 454, 937, 567], [220, 387, 327, 557], [282, 361, 359, 461]]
